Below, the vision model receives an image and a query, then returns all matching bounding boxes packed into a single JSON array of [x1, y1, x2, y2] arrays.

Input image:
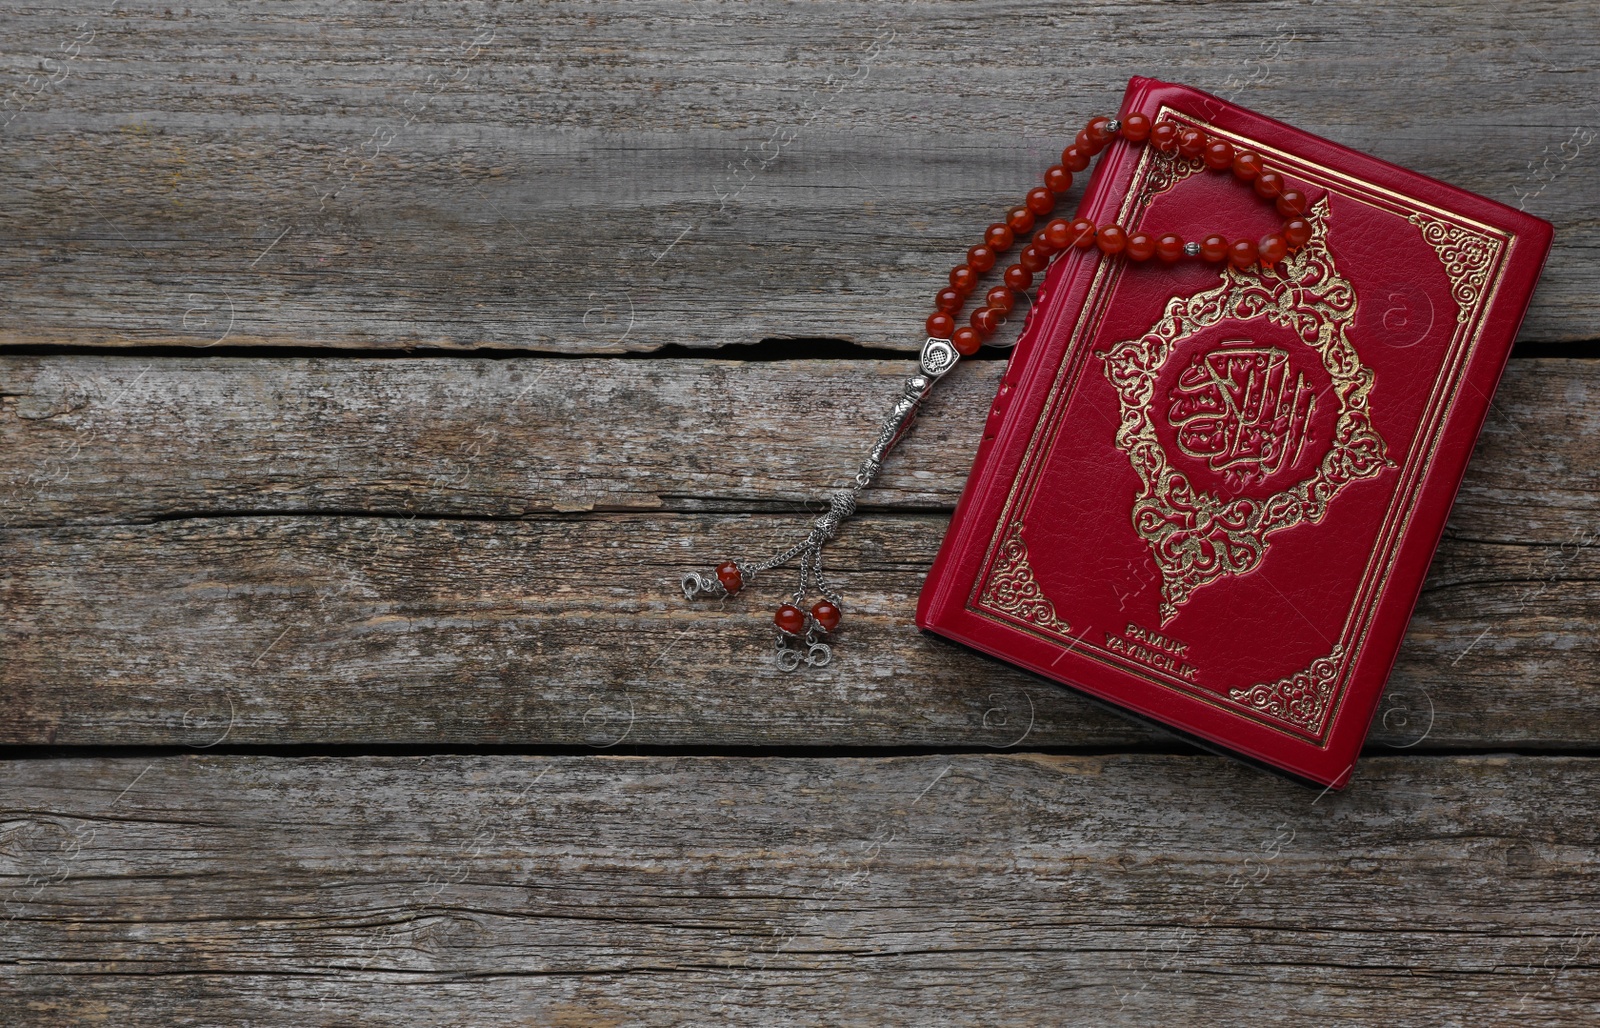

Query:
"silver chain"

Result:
[[680, 335, 973, 670]]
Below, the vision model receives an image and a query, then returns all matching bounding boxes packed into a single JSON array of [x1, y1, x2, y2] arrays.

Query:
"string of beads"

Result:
[[926, 113, 1312, 357], [685, 110, 1315, 664]]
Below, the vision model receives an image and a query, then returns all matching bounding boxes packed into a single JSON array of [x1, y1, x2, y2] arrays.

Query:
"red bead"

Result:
[[774, 603, 806, 635], [1069, 217, 1097, 249], [986, 285, 1015, 313], [1228, 238, 1259, 269], [1075, 129, 1101, 155], [1258, 233, 1288, 265], [971, 307, 1002, 336], [1061, 145, 1090, 172], [1254, 171, 1285, 199], [1005, 205, 1036, 236], [1120, 112, 1152, 143], [810, 600, 842, 632], [985, 223, 1016, 251], [1095, 224, 1127, 254], [1025, 187, 1055, 216], [1150, 122, 1179, 153], [1177, 128, 1208, 158], [1275, 189, 1307, 217], [1200, 234, 1228, 262], [1003, 263, 1032, 290], [1232, 151, 1264, 181], [1044, 165, 1073, 194], [1019, 245, 1049, 272], [1283, 217, 1313, 249], [1155, 233, 1185, 262], [715, 561, 743, 594], [1126, 231, 1156, 261], [1031, 229, 1058, 255], [952, 326, 982, 356], [949, 265, 978, 293], [1203, 138, 1235, 170], [1086, 116, 1115, 145], [925, 311, 955, 338], [967, 244, 996, 272], [1044, 218, 1072, 250], [935, 287, 963, 312]]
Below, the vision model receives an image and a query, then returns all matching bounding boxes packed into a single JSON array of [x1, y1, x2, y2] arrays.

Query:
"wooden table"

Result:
[[3, 2, 1596, 1023]]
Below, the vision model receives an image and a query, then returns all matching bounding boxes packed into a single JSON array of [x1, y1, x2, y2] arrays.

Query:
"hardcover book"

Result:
[[916, 77, 1553, 787]]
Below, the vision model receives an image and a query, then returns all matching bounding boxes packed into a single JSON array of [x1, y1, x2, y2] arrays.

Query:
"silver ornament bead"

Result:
[[919, 336, 959, 379], [1183, 241, 1202, 258]]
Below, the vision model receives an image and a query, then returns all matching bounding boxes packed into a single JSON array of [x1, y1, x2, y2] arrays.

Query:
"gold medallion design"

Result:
[[1096, 197, 1395, 625]]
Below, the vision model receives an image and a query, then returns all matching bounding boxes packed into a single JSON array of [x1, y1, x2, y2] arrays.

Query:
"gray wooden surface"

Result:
[[3, 754, 1598, 1026], [0, 0, 1595, 353], [2, 1, 1598, 1024]]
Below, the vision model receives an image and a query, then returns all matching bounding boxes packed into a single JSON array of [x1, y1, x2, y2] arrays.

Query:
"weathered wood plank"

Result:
[[0, 1, 1593, 352], [1, 510, 1593, 750], [0, 356, 996, 524], [2, 753, 1597, 1025], [2, 357, 1594, 750], [2, 356, 1592, 532]]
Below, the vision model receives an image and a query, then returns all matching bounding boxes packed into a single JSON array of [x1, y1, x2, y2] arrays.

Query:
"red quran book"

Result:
[[916, 77, 1553, 788]]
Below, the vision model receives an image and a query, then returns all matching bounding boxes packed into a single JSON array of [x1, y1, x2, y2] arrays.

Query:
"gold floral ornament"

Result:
[[978, 521, 1072, 634], [1226, 643, 1346, 732], [1407, 212, 1498, 323], [1096, 197, 1394, 625], [1133, 146, 1206, 212]]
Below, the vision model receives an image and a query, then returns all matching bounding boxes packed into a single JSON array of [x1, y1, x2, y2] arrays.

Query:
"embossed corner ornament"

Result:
[[1134, 145, 1206, 211], [978, 521, 1071, 634], [1227, 643, 1346, 733], [1407, 212, 1500, 323], [1095, 197, 1395, 627]]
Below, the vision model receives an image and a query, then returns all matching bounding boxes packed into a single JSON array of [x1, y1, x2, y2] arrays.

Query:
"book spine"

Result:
[[916, 75, 1162, 627]]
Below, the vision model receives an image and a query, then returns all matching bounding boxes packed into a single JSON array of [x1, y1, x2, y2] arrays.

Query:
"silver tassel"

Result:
[[683, 337, 964, 670]]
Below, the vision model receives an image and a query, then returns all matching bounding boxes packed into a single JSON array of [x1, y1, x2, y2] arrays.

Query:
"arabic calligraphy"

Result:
[[1167, 342, 1318, 481], [1096, 195, 1393, 626]]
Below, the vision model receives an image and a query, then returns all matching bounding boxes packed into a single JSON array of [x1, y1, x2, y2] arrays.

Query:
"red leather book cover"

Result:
[[916, 77, 1554, 788]]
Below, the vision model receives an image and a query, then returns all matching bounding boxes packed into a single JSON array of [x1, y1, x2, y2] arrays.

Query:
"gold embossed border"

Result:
[[968, 105, 1513, 743]]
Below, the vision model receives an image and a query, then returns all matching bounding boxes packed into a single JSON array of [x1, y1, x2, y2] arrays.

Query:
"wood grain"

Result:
[[4, 5, 1597, 1021], [1, 510, 1593, 751], [2, 356, 1592, 529], [2, 753, 1597, 1026], [0, 1, 1593, 353], [1, 356, 1595, 750]]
